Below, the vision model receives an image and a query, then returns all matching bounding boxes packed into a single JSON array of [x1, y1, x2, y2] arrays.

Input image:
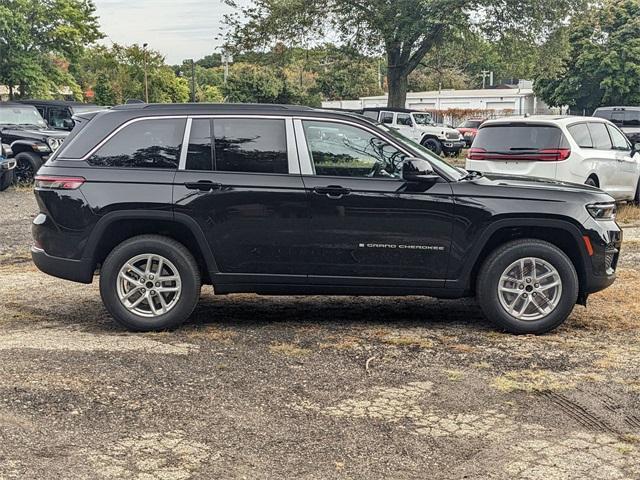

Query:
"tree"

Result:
[[535, 0, 640, 113], [224, 0, 585, 107], [222, 63, 283, 103], [0, 0, 101, 99]]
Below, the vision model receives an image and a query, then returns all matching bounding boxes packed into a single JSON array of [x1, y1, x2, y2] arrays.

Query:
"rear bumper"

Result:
[[31, 246, 94, 284]]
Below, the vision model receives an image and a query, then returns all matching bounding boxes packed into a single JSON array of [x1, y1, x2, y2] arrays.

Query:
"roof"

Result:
[[111, 102, 316, 113], [594, 106, 640, 111], [361, 88, 535, 101], [481, 115, 610, 126], [18, 100, 98, 107]]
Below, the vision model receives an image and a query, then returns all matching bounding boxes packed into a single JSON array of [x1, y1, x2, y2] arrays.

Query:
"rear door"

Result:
[[172, 116, 309, 282], [586, 122, 619, 195]]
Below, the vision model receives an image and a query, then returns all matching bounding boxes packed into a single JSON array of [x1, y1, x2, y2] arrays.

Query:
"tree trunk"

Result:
[[8, 85, 14, 100], [387, 66, 408, 108]]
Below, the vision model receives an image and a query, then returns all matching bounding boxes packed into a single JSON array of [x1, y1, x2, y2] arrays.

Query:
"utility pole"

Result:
[[143, 43, 149, 103], [190, 59, 196, 103], [221, 51, 233, 85]]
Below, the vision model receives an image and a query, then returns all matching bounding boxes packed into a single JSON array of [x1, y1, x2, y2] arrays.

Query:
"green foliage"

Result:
[[0, 0, 101, 98], [535, 0, 640, 112], [199, 85, 224, 103], [222, 63, 282, 102]]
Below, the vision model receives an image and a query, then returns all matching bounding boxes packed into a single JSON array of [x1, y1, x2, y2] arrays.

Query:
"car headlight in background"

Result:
[[586, 202, 616, 221], [32, 143, 51, 153], [46, 137, 62, 152]]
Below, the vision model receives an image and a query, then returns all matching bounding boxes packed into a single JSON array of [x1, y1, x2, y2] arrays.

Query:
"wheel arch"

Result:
[[11, 141, 39, 156], [461, 219, 589, 297], [84, 211, 218, 284], [586, 173, 600, 187]]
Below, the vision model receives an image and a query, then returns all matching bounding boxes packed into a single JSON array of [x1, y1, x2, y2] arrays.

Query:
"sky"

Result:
[[93, 0, 249, 65]]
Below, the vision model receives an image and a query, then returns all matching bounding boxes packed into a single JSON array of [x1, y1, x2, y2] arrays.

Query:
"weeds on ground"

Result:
[[617, 204, 640, 225], [269, 342, 311, 356]]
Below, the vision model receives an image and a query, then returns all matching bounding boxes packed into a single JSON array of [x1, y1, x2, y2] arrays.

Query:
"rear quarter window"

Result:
[[567, 123, 593, 148], [473, 124, 566, 151]]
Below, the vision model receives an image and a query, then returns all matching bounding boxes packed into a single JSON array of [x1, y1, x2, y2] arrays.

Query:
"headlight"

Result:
[[32, 143, 51, 153], [586, 202, 616, 221], [47, 138, 61, 152]]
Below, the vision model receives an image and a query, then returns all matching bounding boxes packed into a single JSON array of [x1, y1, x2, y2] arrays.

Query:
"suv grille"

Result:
[[446, 132, 459, 140]]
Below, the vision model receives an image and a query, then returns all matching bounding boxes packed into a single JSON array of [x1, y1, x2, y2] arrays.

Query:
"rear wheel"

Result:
[[14, 152, 42, 183], [421, 138, 443, 155], [476, 239, 579, 334], [100, 235, 201, 331], [585, 176, 598, 188]]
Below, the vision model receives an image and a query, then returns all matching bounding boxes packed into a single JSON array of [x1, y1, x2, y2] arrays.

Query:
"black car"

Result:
[[593, 106, 640, 143], [0, 102, 69, 182], [31, 103, 621, 334], [18, 100, 109, 131], [0, 140, 15, 191]]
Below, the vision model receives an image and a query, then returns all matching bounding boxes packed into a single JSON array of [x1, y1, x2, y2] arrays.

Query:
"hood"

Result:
[[0, 126, 69, 141], [478, 172, 614, 199]]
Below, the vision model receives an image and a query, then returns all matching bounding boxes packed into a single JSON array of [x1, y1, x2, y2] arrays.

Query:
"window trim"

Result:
[[294, 116, 425, 182]]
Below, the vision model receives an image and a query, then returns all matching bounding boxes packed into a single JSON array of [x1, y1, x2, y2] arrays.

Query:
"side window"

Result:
[[302, 120, 407, 178], [49, 107, 70, 129], [213, 118, 288, 174], [362, 111, 378, 120], [89, 118, 185, 169], [185, 119, 213, 170], [611, 111, 625, 126], [587, 123, 612, 150], [379, 111, 394, 124], [607, 124, 629, 150], [567, 124, 593, 148], [397, 113, 413, 127]]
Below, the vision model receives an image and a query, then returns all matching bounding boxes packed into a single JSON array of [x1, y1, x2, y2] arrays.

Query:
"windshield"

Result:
[[413, 113, 433, 125], [459, 120, 482, 129], [0, 105, 47, 127], [380, 125, 465, 180]]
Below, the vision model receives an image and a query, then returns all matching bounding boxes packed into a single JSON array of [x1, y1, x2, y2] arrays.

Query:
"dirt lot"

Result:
[[1, 188, 640, 480]]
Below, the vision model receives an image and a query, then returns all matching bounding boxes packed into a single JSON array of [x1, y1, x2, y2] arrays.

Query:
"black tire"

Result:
[[421, 138, 443, 155], [585, 176, 598, 188], [476, 239, 579, 334], [14, 152, 42, 183], [99, 235, 201, 331], [0, 170, 13, 191]]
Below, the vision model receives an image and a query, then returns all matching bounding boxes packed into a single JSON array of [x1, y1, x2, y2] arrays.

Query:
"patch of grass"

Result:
[[445, 370, 464, 381], [448, 343, 477, 353], [492, 370, 569, 393], [183, 326, 236, 343], [617, 204, 640, 225], [379, 335, 434, 349], [318, 336, 361, 350], [269, 342, 311, 357]]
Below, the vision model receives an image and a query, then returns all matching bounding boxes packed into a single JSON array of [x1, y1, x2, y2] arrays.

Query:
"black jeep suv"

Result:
[[19, 100, 109, 131], [0, 102, 69, 182], [31, 103, 622, 334]]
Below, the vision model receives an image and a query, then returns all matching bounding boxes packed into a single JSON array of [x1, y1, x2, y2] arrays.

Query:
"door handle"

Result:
[[184, 180, 222, 191], [313, 185, 352, 198]]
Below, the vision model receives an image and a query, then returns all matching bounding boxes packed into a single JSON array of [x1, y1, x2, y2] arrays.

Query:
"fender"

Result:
[[82, 209, 220, 276], [447, 217, 590, 291], [10, 139, 42, 154]]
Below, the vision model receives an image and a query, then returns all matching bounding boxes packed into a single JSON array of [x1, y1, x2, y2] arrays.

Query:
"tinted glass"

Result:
[[624, 111, 640, 126], [303, 120, 406, 178], [49, 107, 71, 129], [89, 118, 185, 168], [185, 119, 213, 170], [213, 119, 288, 174], [0, 105, 47, 128], [593, 110, 611, 121], [362, 111, 378, 120], [607, 124, 629, 150], [611, 111, 625, 125], [379, 112, 394, 124], [587, 123, 612, 150], [473, 125, 564, 151], [568, 124, 593, 148], [397, 113, 413, 126]]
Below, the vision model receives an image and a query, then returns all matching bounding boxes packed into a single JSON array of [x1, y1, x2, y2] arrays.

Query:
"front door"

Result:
[[295, 118, 454, 287], [607, 123, 640, 198], [173, 116, 309, 281]]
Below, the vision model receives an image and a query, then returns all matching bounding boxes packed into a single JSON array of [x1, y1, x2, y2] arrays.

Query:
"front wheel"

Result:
[[421, 138, 443, 155], [14, 152, 42, 183], [585, 177, 598, 188], [100, 235, 201, 331], [476, 239, 579, 334]]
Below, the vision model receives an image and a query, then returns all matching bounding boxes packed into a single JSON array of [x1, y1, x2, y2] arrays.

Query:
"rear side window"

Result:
[[397, 113, 413, 126], [473, 125, 564, 151], [89, 118, 186, 169], [587, 123, 612, 150], [379, 112, 394, 124], [607, 124, 629, 150], [567, 124, 593, 148], [213, 119, 288, 174]]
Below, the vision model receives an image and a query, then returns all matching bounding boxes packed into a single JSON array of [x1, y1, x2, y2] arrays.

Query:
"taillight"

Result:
[[34, 175, 85, 190], [467, 148, 571, 162]]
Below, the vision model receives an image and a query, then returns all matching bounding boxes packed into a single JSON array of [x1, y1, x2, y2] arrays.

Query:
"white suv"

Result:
[[466, 116, 640, 202]]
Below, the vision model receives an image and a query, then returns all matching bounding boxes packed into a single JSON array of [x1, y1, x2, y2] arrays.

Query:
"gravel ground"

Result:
[[1, 187, 640, 480]]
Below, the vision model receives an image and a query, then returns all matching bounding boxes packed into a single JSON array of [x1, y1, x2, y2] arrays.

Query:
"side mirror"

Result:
[[632, 142, 640, 155], [62, 119, 74, 130], [402, 158, 439, 183]]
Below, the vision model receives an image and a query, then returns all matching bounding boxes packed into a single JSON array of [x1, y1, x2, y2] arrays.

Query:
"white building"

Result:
[[322, 81, 558, 118]]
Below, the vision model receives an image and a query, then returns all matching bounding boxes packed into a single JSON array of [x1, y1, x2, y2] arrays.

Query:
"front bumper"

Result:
[[442, 140, 465, 152], [0, 158, 16, 171], [582, 222, 622, 295], [31, 246, 94, 284]]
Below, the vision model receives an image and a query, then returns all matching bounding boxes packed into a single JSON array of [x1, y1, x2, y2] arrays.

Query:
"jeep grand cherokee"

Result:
[[31, 103, 622, 334]]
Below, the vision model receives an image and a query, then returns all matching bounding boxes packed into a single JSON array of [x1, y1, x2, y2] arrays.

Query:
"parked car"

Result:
[[32, 103, 620, 334], [593, 106, 640, 144], [359, 107, 465, 156], [466, 116, 640, 202], [457, 118, 486, 147], [18, 100, 109, 131], [0, 140, 15, 191], [0, 102, 69, 182]]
